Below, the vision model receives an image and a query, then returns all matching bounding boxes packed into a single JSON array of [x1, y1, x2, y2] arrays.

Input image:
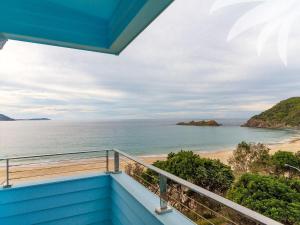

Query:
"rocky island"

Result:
[[0, 114, 50, 121], [243, 97, 300, 128], [177, 120, 221, 126]]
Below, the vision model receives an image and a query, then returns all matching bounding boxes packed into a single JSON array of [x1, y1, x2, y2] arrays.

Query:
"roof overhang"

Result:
[[0, 36, 7, 49], [0, 0, 173, 54]]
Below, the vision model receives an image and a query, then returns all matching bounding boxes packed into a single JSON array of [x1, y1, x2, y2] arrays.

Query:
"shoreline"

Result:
[[140, 136, 300, 164], [0, 137, 299, 186]]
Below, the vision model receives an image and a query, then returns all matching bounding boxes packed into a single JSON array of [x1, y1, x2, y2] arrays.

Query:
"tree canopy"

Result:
[[244, 97, 300, 128], [150, 151, 234, 195], [126, 145, 300, 225], [227, 173, 300, 225], [271, 150, 300, 177], [228, 141, 271, 173]]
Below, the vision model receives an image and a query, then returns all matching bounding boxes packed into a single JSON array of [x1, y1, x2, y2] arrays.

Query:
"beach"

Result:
[[1, 137, 299, 186], [141, 137, 300, 164]]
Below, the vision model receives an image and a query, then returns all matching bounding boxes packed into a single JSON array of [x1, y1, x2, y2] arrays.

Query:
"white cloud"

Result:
[[237, 103, 274, 111], [0, 0, 300, 119]]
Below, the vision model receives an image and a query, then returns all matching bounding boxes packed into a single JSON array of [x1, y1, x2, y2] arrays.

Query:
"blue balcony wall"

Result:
[[0, 173, 195, 225], [110, 173, 195, 225], [0, 175, 111, 225], [111, 175, 163, 225]]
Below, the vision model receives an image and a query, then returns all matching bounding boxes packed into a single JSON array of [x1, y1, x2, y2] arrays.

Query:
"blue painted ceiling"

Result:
[[0, 0, 173, 54]]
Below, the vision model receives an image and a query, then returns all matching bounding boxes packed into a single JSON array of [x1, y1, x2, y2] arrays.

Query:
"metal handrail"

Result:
[[113, 149, 283, 225], [0, 149, 107, 160], [285, 164, 300, 172], [0, 150, 108, 188], [0, 149, 283, 225]]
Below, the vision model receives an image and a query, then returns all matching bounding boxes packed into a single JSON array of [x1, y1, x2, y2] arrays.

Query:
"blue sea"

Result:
[[0, 119, 299, 158]]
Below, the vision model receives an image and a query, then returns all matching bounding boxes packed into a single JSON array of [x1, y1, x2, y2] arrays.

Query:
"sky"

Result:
[[1, 0, 300, 120]]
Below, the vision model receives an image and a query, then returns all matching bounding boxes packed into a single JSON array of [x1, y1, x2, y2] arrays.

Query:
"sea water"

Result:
[[0, 119, 298, 157]]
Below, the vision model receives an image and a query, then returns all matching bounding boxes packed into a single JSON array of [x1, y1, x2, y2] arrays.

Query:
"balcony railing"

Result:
[[0, 149, 283, 225]]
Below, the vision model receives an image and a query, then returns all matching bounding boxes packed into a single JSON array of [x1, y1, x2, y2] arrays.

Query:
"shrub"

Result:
[[149, 151, 234, 195], [271, 151, 300, 177], [140, 151, 236, 224], [227, 173, 300, 225], [228, 141, 271, 173]]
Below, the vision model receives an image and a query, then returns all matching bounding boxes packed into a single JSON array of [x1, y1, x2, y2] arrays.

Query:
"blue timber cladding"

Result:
[[110, 173, 195, 225], [0, 175, 112, 225], [0, 173, 195, 225], [0, 0, 173, 54]]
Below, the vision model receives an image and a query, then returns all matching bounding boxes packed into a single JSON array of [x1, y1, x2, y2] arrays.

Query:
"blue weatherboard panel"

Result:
[[0, 173, 195, 225], [111, 184, 162, 225], [0, 174, 112, 225], [0, 175, 110, 204], [110, 173, 196, 225], [33, 210, 111, 225], [0, 0, 173, 54], [0, 188, 110, 217]]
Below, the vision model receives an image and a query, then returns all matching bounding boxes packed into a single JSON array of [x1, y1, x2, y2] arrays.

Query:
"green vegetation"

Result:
[[243, 97, 300, 128], [271, 151, 300, 177], [126, 151, 235, 225], [228, 141, 271, 173], [227, 174, 300, 225], [126, 143, 300, 224], [227, 142, 300, 224], [176, 120, 221, 126], [148, 151, 235, 225], [228, 142, 300, 176], [148, 151, 234, 195]]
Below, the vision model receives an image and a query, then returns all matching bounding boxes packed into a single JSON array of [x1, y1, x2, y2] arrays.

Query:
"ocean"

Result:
[[0, 119, 298, 158]]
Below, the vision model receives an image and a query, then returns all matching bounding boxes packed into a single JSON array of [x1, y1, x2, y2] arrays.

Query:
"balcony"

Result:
[[1, 172, 197, 225], [0, 149, 283, 225]]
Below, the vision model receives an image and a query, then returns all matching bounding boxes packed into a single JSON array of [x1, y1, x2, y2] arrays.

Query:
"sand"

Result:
[[0, 137, 299, 186], [141, 137, 300, 164]]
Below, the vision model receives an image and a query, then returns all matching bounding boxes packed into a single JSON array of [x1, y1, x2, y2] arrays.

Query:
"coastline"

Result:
[[141, 136, 300, 164], [1, 136, 299, 186]]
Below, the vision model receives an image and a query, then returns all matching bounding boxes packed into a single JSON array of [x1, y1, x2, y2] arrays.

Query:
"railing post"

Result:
[[106, 150, 109, 172], [114, 151, 120, 173], [155, 174, 172, 214], [3, 159, 11, 188]]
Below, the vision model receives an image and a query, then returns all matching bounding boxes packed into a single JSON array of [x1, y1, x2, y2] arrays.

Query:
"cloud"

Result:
[[237, 103, 274, 111], [0, 0, 300, 120]]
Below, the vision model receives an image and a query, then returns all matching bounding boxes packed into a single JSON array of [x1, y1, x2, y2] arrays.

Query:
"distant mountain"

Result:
[[0, 114, 50, 121], [243, 97, 300, 128], [28, 118, 50, 121], [0, 114, 15, 121], [16, 118, 51, 121]]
